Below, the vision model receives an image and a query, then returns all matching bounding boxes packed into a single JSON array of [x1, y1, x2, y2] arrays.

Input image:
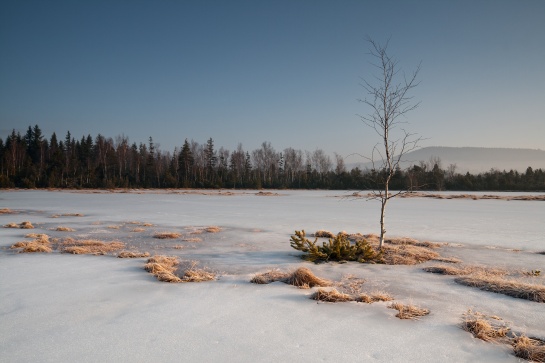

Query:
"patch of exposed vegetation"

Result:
[[424, 265, 508, 277], [4, 221, 34, 229], [311, 288, 352, 302], [356, 292, 394, 303], [290, 230, 382, 263], [153, 232, 181, 239], [388, 302, 430, 320], [55, 226, 75, 232], [462, 311, 510, 343], [250, 269, 290, 284], [314, 230, 335, 238], [144, 256, 216, 283], [455, 274, 545, 303], [60, 238, 125, 255], [290, 230, 444, 265], [461, 311, 545, 362], [11, 234, 52, 253], [0, 208, 16, 214], [512, 336, 545, 362], [117, 251, 151, 258]]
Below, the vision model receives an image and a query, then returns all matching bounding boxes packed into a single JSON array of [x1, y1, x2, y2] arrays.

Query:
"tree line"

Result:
[[1, 125, 543, 191]]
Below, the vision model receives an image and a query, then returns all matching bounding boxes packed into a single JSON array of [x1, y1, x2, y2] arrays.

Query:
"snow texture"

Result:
[[1, 190, 544, 362]]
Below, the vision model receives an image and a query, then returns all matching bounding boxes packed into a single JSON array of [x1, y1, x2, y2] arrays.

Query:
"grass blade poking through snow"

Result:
[[388, 302, 430, 320], [455, 275, 545, 303]]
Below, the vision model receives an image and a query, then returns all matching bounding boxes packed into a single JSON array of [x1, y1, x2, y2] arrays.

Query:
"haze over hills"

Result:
[[348, 147, 545, 174]]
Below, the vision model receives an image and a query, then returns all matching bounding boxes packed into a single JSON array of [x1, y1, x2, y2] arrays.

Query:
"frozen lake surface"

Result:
[[1, 189, 544, 362]]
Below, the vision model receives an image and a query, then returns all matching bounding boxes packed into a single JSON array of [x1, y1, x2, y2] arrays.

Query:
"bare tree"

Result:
[[359, 37, 422, 249]]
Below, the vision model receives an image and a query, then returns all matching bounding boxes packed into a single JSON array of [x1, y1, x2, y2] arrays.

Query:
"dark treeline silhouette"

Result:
[[1, 125, 544, 191]]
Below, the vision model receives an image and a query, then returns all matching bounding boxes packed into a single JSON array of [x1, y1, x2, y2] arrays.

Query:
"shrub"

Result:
[[290, 230, 382, 263]]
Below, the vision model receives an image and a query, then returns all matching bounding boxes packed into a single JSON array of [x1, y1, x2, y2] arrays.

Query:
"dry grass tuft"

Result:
[[356, 291, 394, 303], [139, 222, 154, 227], [455, 274, 545, 303], [117, 251, 150, 258], [5, 221, 35, 229], [388, 302, 430, 319], [107, 225, 121, 229], [205, 226, 222, 233], [144, 255, 181, 282], [311, 288, 353, 302], [335, 274, 366, 295], [250, 269, 289, 284], [11, 234, 52, 253], [314, 230, 335, 238], [424, 265, 508, 277], [130, 228, 146, 232], [286, 267, 332, 288], [386, 237, 442, 248], [512, 335, 545, 362], [463, 318, 510, 342], [153, 232, 181, 239], [181, 266, 216, 282], [24, 233, 49, 240], [381, 244, 439, 265], [433, 256, 463, 264], [0, 208, 15, 214], [20, 221, 34, 229], [182, 237, 202, 242], [61, 238, 125, 255], [55, 226, 75, 232], [461, 311, 511, 343]]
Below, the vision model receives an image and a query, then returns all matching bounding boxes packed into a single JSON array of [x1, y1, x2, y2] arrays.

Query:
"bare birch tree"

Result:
[[359, 38, 421, 249]]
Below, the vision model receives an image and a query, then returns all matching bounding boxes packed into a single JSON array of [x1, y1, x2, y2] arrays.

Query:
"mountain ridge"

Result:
[[347, 146, 545, 174]]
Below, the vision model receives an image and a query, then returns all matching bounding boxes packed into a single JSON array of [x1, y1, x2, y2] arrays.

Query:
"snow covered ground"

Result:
[[1, 190, 544, 362]]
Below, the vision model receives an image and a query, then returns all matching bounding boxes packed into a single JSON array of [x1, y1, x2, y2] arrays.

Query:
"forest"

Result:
[[1, 125, 544, 191]]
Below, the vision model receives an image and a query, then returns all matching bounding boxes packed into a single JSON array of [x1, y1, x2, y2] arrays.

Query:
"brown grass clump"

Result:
[[182, 237, 202, 242], [55, 226, 75, 232], [4, 221, 35, 229], [180, 264, 216, 282], [285, 267, 332, 288], [20, 221, 34, 229], [461, 311, 511, 343], [130, 228, 146, 232], [512, 336, 545, 362], [107, 225, 121, 229], [11, 235, 52, 253], [144, 255, 181, 282], [153, 232, 181, 239], [463, 318, 510, 342], [311, 288, 353, 302], [381, 244, 439, 265], [250, 269, 290, 284], [117, 251, 151, 258], [424, 265, 508, 277], [388, 302, 430, 319], [24, 233, 49, 240], [455, 275, 545, 303], [356, 291, 394, 303], [205, 226, 222, 233], [61, 238, 125, 255], [139, 222, 154, 227], [314, 230, 335, 238], [386, 237, 442, 248], [0, 208, 15, 214], [335, 274, 366, 295]]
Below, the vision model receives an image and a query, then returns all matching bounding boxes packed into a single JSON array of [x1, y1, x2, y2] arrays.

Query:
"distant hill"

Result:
[[347, 147, 545, 174]]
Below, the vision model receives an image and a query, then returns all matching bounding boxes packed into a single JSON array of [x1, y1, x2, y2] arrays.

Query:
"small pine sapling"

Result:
[[290, 230, 382, 263]]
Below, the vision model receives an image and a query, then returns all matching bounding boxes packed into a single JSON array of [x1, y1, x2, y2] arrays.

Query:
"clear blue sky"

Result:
[[1, 0, 544, 162]]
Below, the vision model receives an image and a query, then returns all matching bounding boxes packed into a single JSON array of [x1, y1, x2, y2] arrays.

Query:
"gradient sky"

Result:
[[1, 0, 544, 162]]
